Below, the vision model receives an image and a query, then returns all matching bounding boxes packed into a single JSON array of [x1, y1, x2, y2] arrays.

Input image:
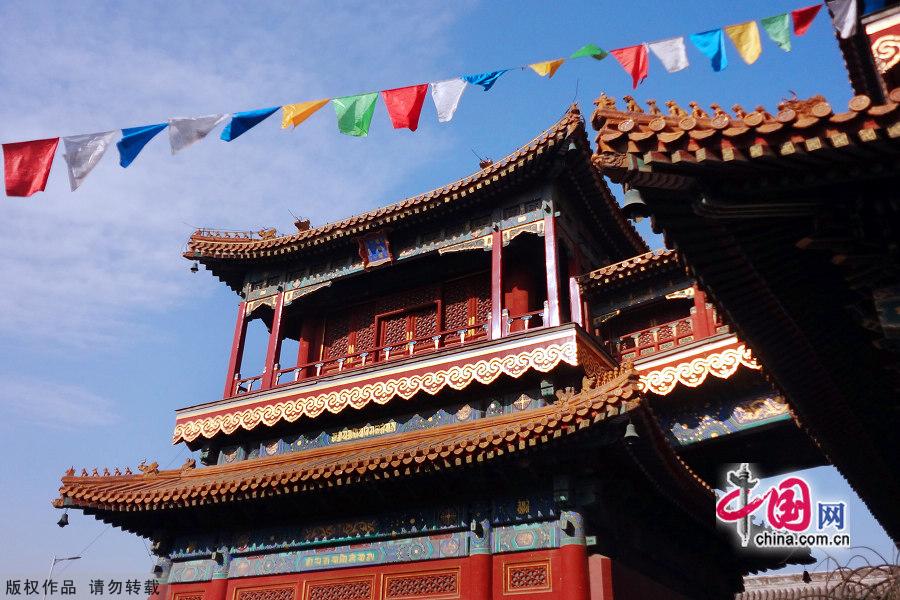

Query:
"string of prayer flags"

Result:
[[463, 70, 508, 91], [826, 0, 858, 38], [2, 2, 836, 197], [610, 44, 649, 89], [221, 107, 279, 142], [118, 124, 167, 168], [792, 5, 823, 35], [649, 37, 690, 73], [725, 21, 762, 65], [3, 138, 59, 197], [529, 59, 565, 78], [333, 93, 379, 137], [169, 114, 229, 154], [62, 132, 117, 191], [761, 13, 793, 51], [570, 44, 608, 60], [282, 99, 329, 129], [430, 79, 467, 123], [381, 85, 428, 131], [690, 29, 728, 72]]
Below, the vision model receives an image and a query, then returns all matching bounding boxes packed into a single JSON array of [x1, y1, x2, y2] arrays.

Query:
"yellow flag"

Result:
[[529, 59, 565, 78], [725, 21, 762, 65], [281, 99, 330, 129]]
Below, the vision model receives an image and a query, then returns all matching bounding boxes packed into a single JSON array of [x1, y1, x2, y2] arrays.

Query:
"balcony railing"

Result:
[[229, 301, 557, 398], [610, 313, 730, 361], [611, 317, 695, 361], [231, 321, 494, 397]]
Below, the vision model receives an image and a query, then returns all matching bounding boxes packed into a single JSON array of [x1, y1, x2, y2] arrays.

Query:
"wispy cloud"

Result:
[[0, 378, 119, 429], [0, 1, 468, 347]]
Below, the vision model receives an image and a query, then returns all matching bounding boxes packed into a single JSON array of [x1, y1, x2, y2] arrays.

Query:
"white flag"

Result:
[[62, 131, 118, 191], [168, 114, 229, 154], [430, 79, 467, 123], [649, 37, 689, 73], [827, 0, 858, 38]]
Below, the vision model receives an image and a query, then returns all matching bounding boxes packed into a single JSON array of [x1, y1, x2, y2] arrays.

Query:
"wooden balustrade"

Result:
[[612, 317, 696, 361], [263, 321, 492, 391]]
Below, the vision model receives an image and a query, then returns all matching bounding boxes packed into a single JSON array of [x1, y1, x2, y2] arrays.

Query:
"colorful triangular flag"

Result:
[[381, 85, 428, 131], [648, 37, 689, 73], [690, 29, 728, 72], [3, 138, 59, 197], [430, 79, 467, 123], [529, 59, 565, 78], [761, 14, 792, 51], [169, 114, 229, 154], [725, 21, 763, 64], [827, 0, 858, 38], [118, 124, 167, 168], [792, 5, 824, 35], [610, 44, 649, 88], [221, 107, 279, 142], [462, 70, 509, 91], [62, 131, 117, 191], [332, 93, 379, 137], [281, 99, 329, 129], [570, 44, 608, 60]]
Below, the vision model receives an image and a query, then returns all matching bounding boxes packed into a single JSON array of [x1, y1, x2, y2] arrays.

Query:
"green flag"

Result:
[[570, 43, 608, 60], [761, 14, 792, 52], [333, 93, 378, 137]]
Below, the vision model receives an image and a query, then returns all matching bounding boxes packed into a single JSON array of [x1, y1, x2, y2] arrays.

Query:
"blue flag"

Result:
[[463, 70, 509, 91], [117, 123, 167, 168], [221, 107, 279, 141], [690, 29, 728, 72]]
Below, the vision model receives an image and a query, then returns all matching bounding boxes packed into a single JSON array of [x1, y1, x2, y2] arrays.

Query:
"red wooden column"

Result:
[[568, 247, 585, 328], [469, 518, 492, 600], [490, 229, 503, 339], [206, 578, 228, 600], [560, 510, 590, 600], [690, 285, 712, 339], [261, 291, 285, 389], [223, 301, 248, 398], [544, 211, 562, 327], [296, 317, 318, 379]]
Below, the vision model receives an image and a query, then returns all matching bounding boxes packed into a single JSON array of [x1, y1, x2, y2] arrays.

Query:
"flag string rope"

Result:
[[4, 1, 848, 197]]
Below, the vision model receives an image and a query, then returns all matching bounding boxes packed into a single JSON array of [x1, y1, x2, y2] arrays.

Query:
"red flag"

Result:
[[792, 5, 823, 35], [610, 44, 649, 89], [3, 138, 59, 197], [381, 84, 428, 131]]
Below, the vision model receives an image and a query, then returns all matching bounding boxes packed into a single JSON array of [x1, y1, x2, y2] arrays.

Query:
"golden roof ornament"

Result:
[[623, 95, 643, 113], [646, 99, 662, 115], [594, 92, 618, 111], [689, 101, 709, 119], [666, 100, 688, 117]]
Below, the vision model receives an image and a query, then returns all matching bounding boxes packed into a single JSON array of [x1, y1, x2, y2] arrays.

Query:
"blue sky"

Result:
[[0, 0, 894, 584]]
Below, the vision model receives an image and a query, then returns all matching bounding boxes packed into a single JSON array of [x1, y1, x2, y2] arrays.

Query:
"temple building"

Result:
[[54, 106, 811, 599], [55, 4, 899, 599]]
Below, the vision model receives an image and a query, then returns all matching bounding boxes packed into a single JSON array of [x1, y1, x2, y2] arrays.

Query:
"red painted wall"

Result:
[[161, 549, 582, 600]]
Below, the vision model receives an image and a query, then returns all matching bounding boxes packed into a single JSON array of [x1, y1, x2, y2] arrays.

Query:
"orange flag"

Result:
[[281, 99, 329, 129], [529, 59, 565, 78]]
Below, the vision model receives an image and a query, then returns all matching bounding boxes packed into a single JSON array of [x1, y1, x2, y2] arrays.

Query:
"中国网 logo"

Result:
[[715, 463, 850, 548]]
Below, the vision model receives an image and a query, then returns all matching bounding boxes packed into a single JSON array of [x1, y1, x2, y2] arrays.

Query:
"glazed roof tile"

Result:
[[56, 367, 703, 513], [590, 88, 900, 180], [577, 248, 680, 290], [186, 105, 645, 265]]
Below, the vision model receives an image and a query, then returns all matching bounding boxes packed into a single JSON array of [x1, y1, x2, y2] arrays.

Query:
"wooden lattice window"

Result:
[[236, 587, 295, 600], [303, 578, 372, 600], [503, 560, 552, 593], [383, 569, 460, 599]]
